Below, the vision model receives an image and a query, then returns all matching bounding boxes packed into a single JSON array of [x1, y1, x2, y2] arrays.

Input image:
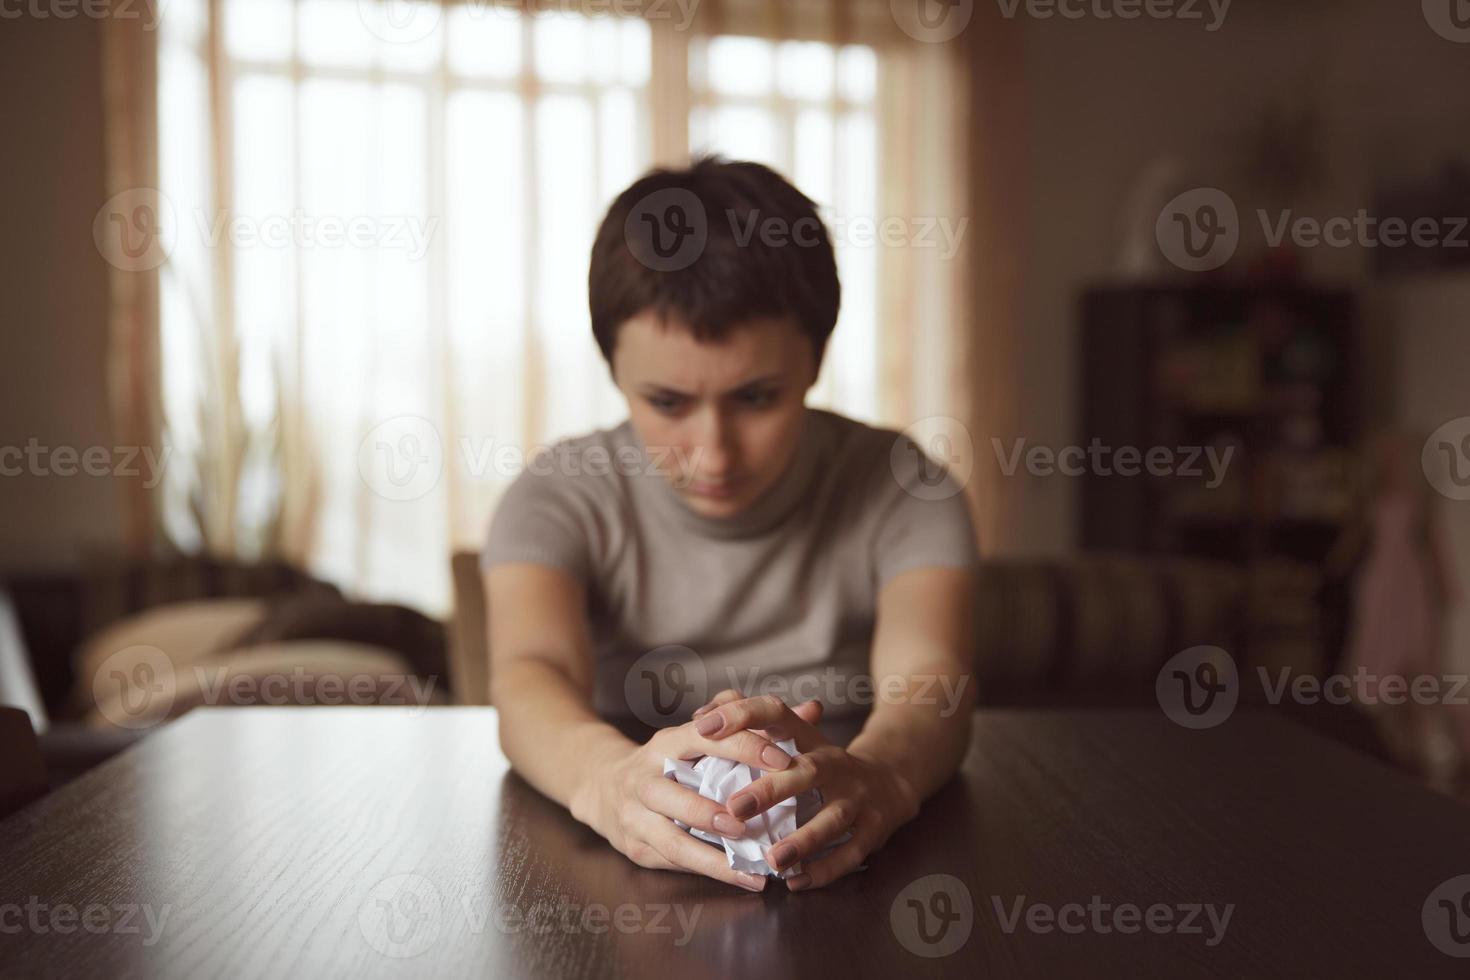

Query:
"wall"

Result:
[[0, 13, 118, 573], [1004, 0, 1470, 553]]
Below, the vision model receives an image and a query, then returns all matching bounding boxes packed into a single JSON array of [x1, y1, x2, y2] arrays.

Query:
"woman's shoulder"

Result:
[[805, 407, 965, 496]]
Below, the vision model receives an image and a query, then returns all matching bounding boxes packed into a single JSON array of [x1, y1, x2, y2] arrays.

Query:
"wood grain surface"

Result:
[[2, 707, 1468, 979]]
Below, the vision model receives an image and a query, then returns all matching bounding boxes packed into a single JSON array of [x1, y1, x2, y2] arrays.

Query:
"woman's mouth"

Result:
[[688, 478, 742, 499]]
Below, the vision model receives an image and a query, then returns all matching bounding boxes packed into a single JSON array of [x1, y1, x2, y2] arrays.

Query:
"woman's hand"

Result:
[[569, 714, 806, 892], [692, 691, 921, 891]]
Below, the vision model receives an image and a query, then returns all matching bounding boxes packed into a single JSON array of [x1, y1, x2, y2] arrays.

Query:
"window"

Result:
[[153, 1, 951, 613]]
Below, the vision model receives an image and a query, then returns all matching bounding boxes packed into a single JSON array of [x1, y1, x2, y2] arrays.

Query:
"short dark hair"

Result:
[[588, 155, 841, 372]]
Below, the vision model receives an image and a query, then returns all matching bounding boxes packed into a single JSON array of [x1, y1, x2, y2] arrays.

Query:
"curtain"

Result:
[[99, 0, 980, 614]]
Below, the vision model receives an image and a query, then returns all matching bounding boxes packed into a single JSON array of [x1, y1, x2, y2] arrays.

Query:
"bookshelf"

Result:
[[1079, 283, 1360, 673]]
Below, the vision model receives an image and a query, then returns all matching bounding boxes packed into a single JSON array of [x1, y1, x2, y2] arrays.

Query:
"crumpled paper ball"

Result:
[[663, 737, 850, 879]]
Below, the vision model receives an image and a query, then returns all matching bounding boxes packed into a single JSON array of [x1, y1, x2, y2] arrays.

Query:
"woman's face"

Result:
[[611, 311, 817, 519]]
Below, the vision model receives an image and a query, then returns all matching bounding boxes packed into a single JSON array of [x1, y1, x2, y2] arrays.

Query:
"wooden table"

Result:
[[2, 707, 1468, 978]]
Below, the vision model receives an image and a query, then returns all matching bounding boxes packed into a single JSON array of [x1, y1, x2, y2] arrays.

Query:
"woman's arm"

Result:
[[486, 562, 632, 805], [845, 564, 977, 805], [486, 562, 793, 892], [687, 564, 977, 890]]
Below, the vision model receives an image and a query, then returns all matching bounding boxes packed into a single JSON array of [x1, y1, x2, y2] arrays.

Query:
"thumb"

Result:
[[791, 699, 824, 725]]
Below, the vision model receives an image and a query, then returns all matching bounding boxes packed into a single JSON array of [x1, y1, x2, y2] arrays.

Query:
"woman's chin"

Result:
[[680, 487, 753, 518]]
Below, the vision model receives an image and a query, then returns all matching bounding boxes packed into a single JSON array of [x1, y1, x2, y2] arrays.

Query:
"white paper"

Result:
[[663, 738, 850, 879]]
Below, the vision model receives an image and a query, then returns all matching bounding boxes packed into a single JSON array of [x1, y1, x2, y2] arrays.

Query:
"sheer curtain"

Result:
[[101, 0, 973, 614]]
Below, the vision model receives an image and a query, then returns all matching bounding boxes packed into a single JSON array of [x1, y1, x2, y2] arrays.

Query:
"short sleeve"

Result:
[[481, 452, 608, 583], [870, 433, 980, 590]]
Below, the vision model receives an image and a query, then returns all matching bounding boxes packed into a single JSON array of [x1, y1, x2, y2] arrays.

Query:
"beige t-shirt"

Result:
[[481, 407, 978, 722]]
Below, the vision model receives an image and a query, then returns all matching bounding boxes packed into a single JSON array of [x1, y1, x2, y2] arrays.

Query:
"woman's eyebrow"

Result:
[[726, 374, 783, 393], [639, 374, 784, 399]]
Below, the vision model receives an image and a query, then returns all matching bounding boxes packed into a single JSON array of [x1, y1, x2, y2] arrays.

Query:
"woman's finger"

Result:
[[636, 774, 749, 839], [665, 724, 796, 772], [725, 746, 837, 820], [638, 811, 769, 893], [694, 694, 826, 751], [691, 688, 745, 719], [784, 815, 878, 891], [763, 796, 859, 874]]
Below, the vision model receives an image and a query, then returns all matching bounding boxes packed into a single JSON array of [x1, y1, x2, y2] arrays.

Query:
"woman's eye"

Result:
[[737, 388, 777, 408]]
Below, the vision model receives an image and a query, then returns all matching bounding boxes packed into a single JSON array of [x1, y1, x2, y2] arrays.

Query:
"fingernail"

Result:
[[761, 744, 791, 769], [738, 873, 767, 892], [786, 873, 811, 891], [695, 713, 723, 736], [770, 844, 796, 869], [712, 813, 745, 836], [728, 794, 757, 819], [692, 704, 712, 718]]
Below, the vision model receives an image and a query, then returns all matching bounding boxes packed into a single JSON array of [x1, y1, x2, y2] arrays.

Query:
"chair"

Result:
[[0, 706, 48, 819]]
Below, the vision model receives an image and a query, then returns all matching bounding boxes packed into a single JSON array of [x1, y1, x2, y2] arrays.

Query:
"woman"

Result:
[[483, 157, 978, 893]]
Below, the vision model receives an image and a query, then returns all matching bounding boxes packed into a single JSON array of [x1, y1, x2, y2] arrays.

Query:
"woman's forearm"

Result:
[[492, 657, 634, 814], [846, 674, 975, 807]]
